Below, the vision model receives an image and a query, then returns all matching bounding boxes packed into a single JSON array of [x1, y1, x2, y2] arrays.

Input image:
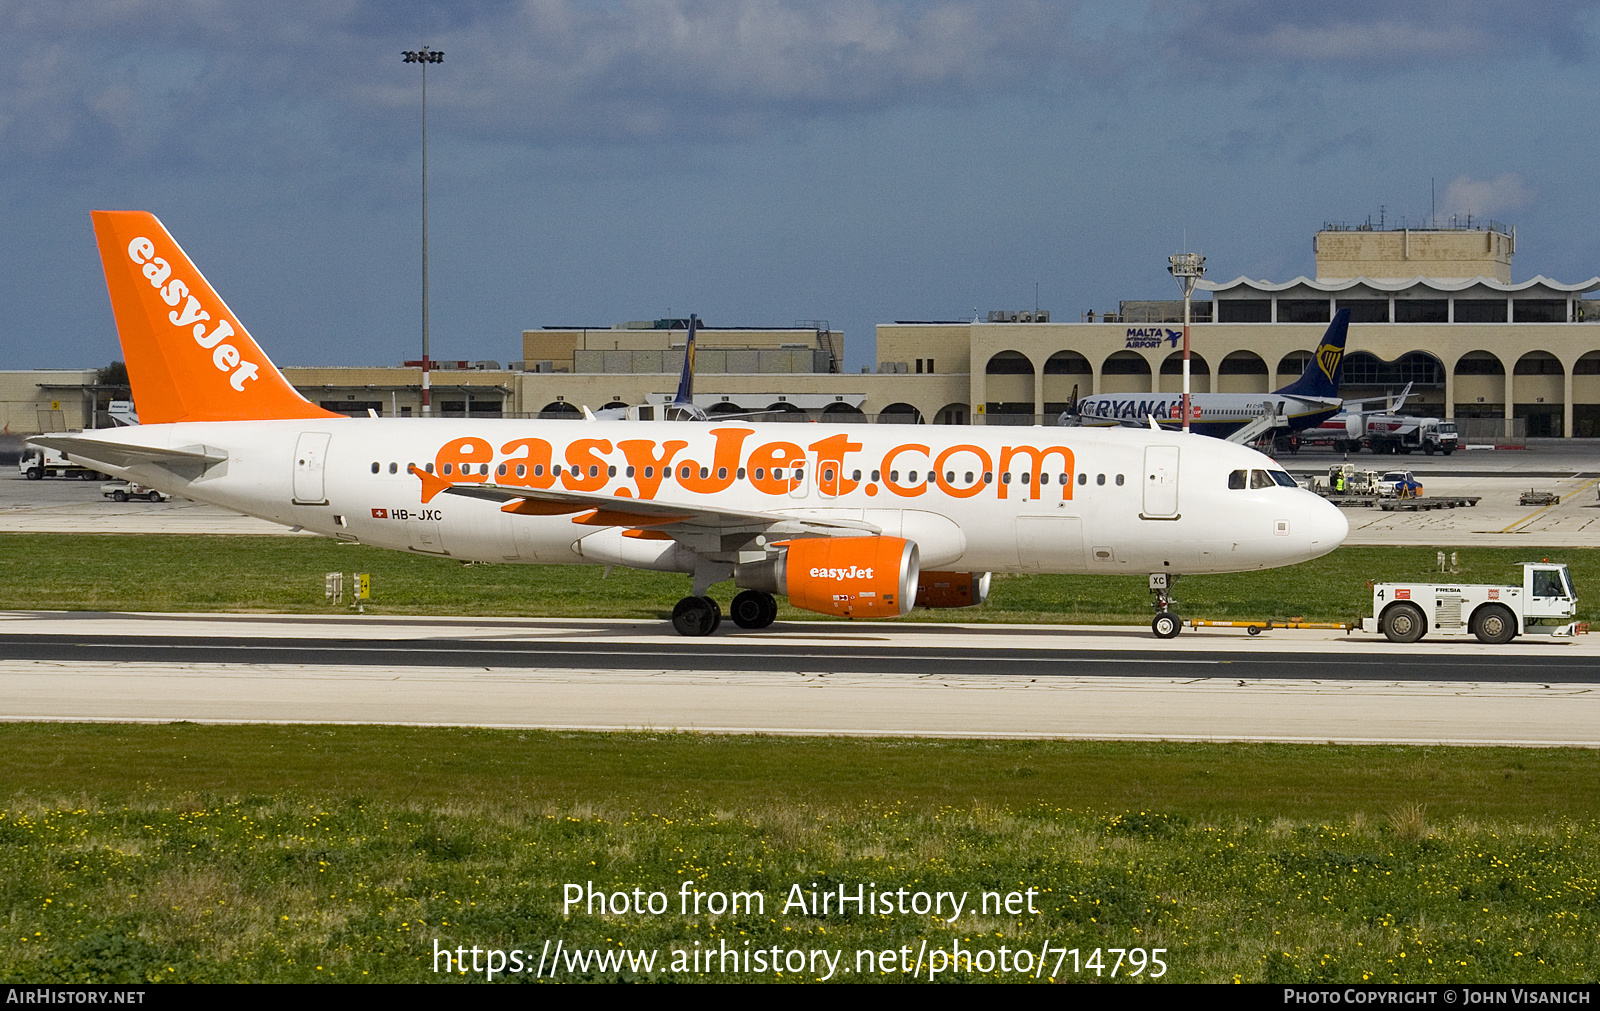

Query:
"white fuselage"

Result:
[[76, 418, 1348, 577]]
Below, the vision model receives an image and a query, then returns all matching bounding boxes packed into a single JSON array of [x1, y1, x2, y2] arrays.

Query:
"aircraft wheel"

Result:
[[671, 596, 717, 637], [1471, 604, 1517, 645], [1381, 602, 1425, 643], [731, 590, 777, 629], [112, 490, 128, 502], [1151, 611, 1181, 639]]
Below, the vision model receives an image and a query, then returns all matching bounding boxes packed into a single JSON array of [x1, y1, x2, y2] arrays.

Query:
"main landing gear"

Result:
[[672, 590, 778, 636], [1149, 572, 1182, 639]]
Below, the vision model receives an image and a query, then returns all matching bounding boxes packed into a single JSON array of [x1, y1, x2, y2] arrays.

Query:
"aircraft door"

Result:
[[292, 432, 331, 504], [1141, 445, 1180, 518]]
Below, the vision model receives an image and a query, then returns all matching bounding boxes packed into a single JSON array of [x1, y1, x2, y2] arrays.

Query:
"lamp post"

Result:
[[402, 46, 444, 416], [1167, 252, 1206, 433]]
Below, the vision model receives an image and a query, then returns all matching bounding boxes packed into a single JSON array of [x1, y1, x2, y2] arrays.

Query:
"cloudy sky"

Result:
[[3, 0, 1597, 373]]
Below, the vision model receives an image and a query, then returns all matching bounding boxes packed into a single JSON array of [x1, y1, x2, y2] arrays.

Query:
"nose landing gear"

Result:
[[1149, 572, 1182, 639]]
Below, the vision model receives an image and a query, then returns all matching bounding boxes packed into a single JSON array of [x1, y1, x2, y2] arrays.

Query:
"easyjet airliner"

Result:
[[38, 212, 1348, 638]]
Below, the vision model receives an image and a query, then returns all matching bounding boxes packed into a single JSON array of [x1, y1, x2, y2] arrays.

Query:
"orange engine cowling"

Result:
[[735, 536, 919, 618], [915, 571, 992, 609]]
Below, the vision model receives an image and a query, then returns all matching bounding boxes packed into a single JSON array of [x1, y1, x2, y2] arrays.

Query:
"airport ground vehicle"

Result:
[[1375, 471, 1423, 498], [101, 480, 168, 502], [35, 211, 1349, 638], [1363, 562, 1580, 644], [18, 443, 101, 480], [1300, 413, 1457, 455]]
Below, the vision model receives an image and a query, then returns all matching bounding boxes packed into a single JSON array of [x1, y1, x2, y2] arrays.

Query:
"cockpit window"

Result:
[[1250, 469, 1275, 489], [1271, 471, 1298, 488], [1228, 469, 1246, 490]]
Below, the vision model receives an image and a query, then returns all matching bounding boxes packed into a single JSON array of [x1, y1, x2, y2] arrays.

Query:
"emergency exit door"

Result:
[[292, 432, 331, 504], [1141, 446, 1180, 518]]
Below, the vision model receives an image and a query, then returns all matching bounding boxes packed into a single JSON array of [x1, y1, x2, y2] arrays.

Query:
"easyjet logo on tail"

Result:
[[126, 236, 260, 392]]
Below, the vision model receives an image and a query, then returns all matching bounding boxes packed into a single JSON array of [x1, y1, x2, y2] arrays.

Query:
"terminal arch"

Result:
[[1216, 351, 1269, 394], [1158, 351, 1211, 394], [1452, 351, 1506, 420], [1044, 351, 1093, 414], [820, 402, 867, 423], [538, 401, 582, 419], [985, 350, 1036, 418], [1099, 351, 1151, 394], [877, 402, 923, 425], [934, 403, 970, 425]]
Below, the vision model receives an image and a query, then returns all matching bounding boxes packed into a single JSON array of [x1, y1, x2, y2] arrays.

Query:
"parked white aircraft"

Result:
[[38, 211, 1348, 637]]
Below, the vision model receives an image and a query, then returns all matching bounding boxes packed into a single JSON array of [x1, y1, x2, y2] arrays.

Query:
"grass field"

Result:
[[3, 534, 1597, 983], [0, 533, 1595, 624], [0, 725, 1596, 984]]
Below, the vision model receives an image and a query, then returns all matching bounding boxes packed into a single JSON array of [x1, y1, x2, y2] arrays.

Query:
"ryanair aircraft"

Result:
[[37, 212, 1347, 638], [1066, 310, 1350, 439]]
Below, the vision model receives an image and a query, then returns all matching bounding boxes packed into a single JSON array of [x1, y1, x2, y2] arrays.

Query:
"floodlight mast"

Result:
[[1167, 251, 1206, 433], [402, 46, 444, 416]]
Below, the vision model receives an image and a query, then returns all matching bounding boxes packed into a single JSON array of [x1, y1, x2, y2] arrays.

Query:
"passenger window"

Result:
[[1002, 473, 1012, 484], [871, 470, 881, 482], [737, 468, 747, 479], [1021, 473, 1030, 485], [984, 472, 993, 483], [608, 465, 617, 478], [908, 471, 918, 482], [755, 468, 766, 480], [389, 462, 397, 474], [719, 468, 728, 480], [1096, 474, 1105, 486], [497, 464, 507, 476], [851, 470, 861, 482], [370, 462, 379, 474], [625, 466, 635, 477], [1078, 473, 1087, 486], [517, 464, 527, 478], [442, 463, 453, 475], [1115, 474, 1124, 486]]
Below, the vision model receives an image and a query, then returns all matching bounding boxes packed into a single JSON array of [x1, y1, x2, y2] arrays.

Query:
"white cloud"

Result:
[[1439, 173, 1533, 222]]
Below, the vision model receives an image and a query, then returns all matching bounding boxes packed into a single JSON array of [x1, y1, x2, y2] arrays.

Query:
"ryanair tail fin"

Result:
[[1274, 308, 1349, 400], [90, 211, 342, 424]]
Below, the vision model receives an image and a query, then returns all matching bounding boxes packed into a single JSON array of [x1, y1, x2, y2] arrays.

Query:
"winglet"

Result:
[[90, 211, 343, 425]]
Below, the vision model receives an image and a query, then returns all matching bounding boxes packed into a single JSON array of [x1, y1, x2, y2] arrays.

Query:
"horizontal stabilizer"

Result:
[[30, 435, 227, 472]]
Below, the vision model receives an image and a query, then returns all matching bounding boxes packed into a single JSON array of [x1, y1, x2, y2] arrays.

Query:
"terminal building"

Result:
[[5, 222, 1598, 439]]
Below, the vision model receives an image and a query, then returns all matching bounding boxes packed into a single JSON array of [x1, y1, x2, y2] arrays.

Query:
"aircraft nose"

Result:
[[1302, 491, 1348, 558]]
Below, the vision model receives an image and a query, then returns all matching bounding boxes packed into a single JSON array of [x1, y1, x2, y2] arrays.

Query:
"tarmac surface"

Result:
[[0, 611, 1596, 747]]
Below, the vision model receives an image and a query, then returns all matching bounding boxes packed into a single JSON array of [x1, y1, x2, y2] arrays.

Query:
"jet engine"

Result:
[[735, 536, 918, 618], [914, 571, 992, 609]]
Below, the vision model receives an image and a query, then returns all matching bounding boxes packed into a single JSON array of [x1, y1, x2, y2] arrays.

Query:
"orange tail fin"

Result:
[[90, 211, 342, 424]]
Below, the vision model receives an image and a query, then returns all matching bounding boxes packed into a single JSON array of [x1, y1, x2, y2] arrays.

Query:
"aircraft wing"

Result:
[[413, 467, 881, 535], [28, 435, 228, 471]]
